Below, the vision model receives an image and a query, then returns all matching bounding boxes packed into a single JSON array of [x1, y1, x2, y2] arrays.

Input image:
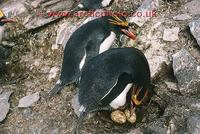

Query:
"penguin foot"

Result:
[[74, 112, 87, 134], [48, 83, 64, 98], [131, 86, 148, 106]]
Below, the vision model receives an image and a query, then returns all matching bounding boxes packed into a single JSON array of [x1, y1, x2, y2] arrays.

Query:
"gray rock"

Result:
[[23, 0, 74, 30], [173, 14, 192, 21], [18, 92, 40, 108], [31, 0, 47, 8], [187, 115, 200, 134], [163, 105, 190, 133], [172, 49, 200, 95], [53, 10, 103, 50], [163, 27, 180, 42], [136, 19, 170, 79], [0, 0, 27, 18], [129, 0, 159, 27], [189, 19, 200, 46], [144, 39, 170, 79], [143, 118, 167, 134], [53, 21, 80, 50], [0, 91, 13, 122], [182, 0, 200, 16]]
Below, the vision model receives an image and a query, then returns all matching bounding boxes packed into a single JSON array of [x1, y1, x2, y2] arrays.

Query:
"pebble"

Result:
[[48, 67, 59, 81], [163, 27, 180, 42], [0, 91, 13, 122], [173, 14, 192, 21], [18, 92, 40, 108], [189, 19, 200, 47]]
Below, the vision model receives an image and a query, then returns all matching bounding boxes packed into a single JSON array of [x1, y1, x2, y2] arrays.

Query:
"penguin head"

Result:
[[0, 10, 16, 26], [106, 15, 136, 40]]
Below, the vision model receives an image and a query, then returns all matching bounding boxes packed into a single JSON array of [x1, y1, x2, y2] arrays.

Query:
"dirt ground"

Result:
[[0, 0, 200, 134]]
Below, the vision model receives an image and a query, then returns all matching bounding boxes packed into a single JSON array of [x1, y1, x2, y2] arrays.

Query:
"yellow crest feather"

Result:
[[108, 15, 129, 27], [0, 10, 5, 19]]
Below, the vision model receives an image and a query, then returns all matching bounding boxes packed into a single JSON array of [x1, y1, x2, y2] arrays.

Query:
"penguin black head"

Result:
[[72, 0, 114, 11], [0, 10, 16, 26], [105, 15, 136, 40]]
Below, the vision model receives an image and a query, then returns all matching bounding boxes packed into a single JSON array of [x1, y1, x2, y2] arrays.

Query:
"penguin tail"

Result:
[[74, 112, 87, 134], [48, 82, 64, 98]]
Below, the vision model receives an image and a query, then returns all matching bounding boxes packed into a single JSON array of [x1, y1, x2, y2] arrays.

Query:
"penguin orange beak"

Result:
[[121, 29, 136, 40], [131, 86, 148, 106], [0, 18, 17, 23]]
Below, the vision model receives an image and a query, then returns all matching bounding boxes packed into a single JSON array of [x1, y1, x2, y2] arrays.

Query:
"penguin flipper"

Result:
[[85, 40, 100, 61], [99, 72, 133, 106]]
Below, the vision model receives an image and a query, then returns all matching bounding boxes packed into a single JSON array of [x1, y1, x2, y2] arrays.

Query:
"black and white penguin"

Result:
[[48, 16, 136, 97], [72, 0, 114, 11], [74, 47, 151, 133]]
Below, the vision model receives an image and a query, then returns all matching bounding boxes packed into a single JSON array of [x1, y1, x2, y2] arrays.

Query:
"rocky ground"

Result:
[[0, 0, 200, 134]]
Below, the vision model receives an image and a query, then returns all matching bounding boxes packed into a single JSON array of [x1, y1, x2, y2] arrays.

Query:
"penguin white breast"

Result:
[[101, 0, 112, 7], [0, 26, 5, 43], [110, 83, 133, 109], [99, 32, 116, 54], [79, 50, 87, 70]]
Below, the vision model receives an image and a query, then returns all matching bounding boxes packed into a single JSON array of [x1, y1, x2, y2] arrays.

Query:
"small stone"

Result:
[[189, 19, 200, 47], [48, 67, 59, 81], [51, 128, 59, 134], [111, 110, 127, 124], [124, 109, 136, 124], [0, 91, 13, 122], [71, 93, 81, 117], [33, 59, 41, 67], [164, 81, 178, 91], [21, 108, 32, 117], [24, 81, 34, 88], [18, 92, 40, 108], [163, 27, 180, 42], [173, 14, 192, 21]]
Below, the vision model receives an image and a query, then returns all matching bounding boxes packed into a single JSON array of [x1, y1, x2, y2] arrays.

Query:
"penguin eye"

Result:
[[108, 15, 129, 27]]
